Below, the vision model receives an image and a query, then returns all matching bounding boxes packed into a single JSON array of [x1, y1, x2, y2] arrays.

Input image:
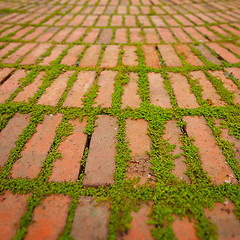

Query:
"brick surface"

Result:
[[0, 42, 21, 59], [38, 71, 74, 106], [61, 45, 85, 66], [142, 45, 160, 68], [83, 115, 118, 186], [115, 28, 127, 43], [49, 118, 87, 182], [0, 68, 14, 84], [0, 191, 30, 240], [183, 116, 237, 185], [130, 28, 143, 43], [80, 45, 102, 67], [98, 29, 113, 44], [0, 113, 31, 167], [36, 27, 59, 42], [25, 195, 71, 240], [52, 27, 72, 43], [63, 71, 96, 107], [204, 200, 240, 240], [23, 27, 47, 41], [66, 28, 86, 42], [158, 45, 182, 67], [0, 69, 27, 103], [11, 114, 62, 179], [122, 46, 138, 66], [125, 119, 152, 184], [168, 72, 199, 108], [100, 45, 120, 68], [94, 70, 117, 108], [157, 28, 176, 43], [14, 71, 45, 102]]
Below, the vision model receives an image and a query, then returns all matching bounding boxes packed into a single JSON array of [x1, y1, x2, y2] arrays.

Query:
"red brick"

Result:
[[148, 72, 172, 108], [11, 114, 63, 179], [0, 68, 14, 84], [30, 15, 46, 24], [71, 197, 110, 240], [206, 43, 239, 64], [49, 118, 87, 182], [0, 113, 30, 167], [0, 191, 30, 240], [55, 15, 72, 26], [175, 44, 204, 66], [220, 24, 240, 37], [63, 71, 96, 107], [94, 70, 117, 108], [221, 42, 240, 57], [184, 27, 207, 42], [158, 45, 182, 67], [93, 6, 105, 14], [68, 15, 84, 26], [163, 120, 189, 182], [101, 45, 120, 68], [172, 216, 198, 240], [119, 204, 154, 240], [111, 15, 123, 26], [0, 69, 27, 103], [61, 45, 85, 66], [121, 73, 141, 109], [185, 14, 204, 25], [164, 15, 180, 27], [98, 29, 113, 44], [25, 195, 71, 240], [105, 6, 116, 14], [189, 71, 226, 107], [82, 28, 100, 43], [225, 67, 240, 81], [144, 28, 160, 44], [125, 119, 152, 184], [23, 27, 47, 41], [204, 200, 240, 240], [40, 45, 68, 65], [157, 28, 176, 43], [11, 26, 34, 40], [82, 15, 98, 27], [141, 6, 151, 14], [82, 6, 94, 14], [142, 45, 160, 68], [192, 44, 222, 65], [150, 16, 166, 27], [196, 27, 220, 41], [209, 70, 240, 105], [80, 45, 102, 67], [44, 15, 61, 25], [3, 43, 37, 64], [36, 27, 59, 42], [130, 28, 143, 43], [83, 115, 118, 186], [20, 44, 51, 65], [117, 6, 127, 14], [122, 46, 138, 66], [38, 71, 74, 106], [96, 15, 110, 27], [66, 28, 86, 42], [174, 15, 193, 26], [0, 42, 20, 59], [168, 72, 199, 108], [138, 15, 151, 27], [183, 116, 237, 185], [210, 26, 231, 37], [0, 25, 21, 38], [130, 6, 139, 14], [52, 28, 72, 43], [172, 28, 192, 43], [196, 13, 216, 24]]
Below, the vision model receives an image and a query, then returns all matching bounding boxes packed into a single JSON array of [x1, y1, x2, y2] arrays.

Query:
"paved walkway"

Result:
[[0, 0, 240, 239]]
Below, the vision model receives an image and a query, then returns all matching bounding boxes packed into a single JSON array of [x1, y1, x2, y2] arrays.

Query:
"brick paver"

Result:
[[1, 0, 240, 238]]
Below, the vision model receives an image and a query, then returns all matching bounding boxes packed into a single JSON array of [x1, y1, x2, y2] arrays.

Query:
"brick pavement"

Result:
[[0, 0, 240, 239]]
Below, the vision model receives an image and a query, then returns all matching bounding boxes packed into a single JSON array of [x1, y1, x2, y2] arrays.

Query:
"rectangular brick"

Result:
[[142, 45, 160, 68], [220, 24, 240, 37], [206, 43, 240, 64], [20, 44, 51, 65], [185, 14, 204, 25], [0, 113, 31, 167], [148, 72, 172, 108], [11, 26, 34, 40], [130, 28, 143, 43], [66, 28, 86, 42], [68, 15, 85, 26], [175, 44, 204, 66], [93, 6, 105, 14], [61, 45, 85, 66], [121, 73, 141, 109], [82, 28, 100, 43], [63, 71, 96, 107], [158, 45, 182, 67], [0, 25, 21, 38], [96, 15, 110, 27], [189, 71, 226, 106], [196, 26, 220, 41], [40, 44, 68, 65], [164, 15, 180, 27], [82, 15, 98, 26], [172, 28, 192, 43], [83, 115, 118, 186], [0, 68, 14, 84], [55, 15, 73, 26], [183, 27, 208, 42], [44, 15, 61, 25], [25, 195, 71, 240], [111, 15, 123, 26], [71, 197, 110, 240], [0, 42, 19, 59], [14, 71, 45, 102], [125, 119, 152, 185], [168, 72, 199, 108], [122, 46, 138, 66], [49, 118, 87, 182], [0, 191, 30, 240], [144, 28, 160, 44], [174, 15, 193, 26], [94, 70, 117, 108], [98, 29, 113, 44], [36, 27, 59, 42], [221, 42, 240, 57], [0, 69, 27, 103], [150, 16, 166, 27], [80, 45, 102, 67], [157, 28, 176, 43], [3, 43, 37, 64], [38, 71, 74, 106], [11, 114, 63, 179], [138, 15, 151, 27], [100, 45, 120, 68], [52, 27, 72, 43], [23, 27, 47, 41], [183, 116, 237, 185]]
